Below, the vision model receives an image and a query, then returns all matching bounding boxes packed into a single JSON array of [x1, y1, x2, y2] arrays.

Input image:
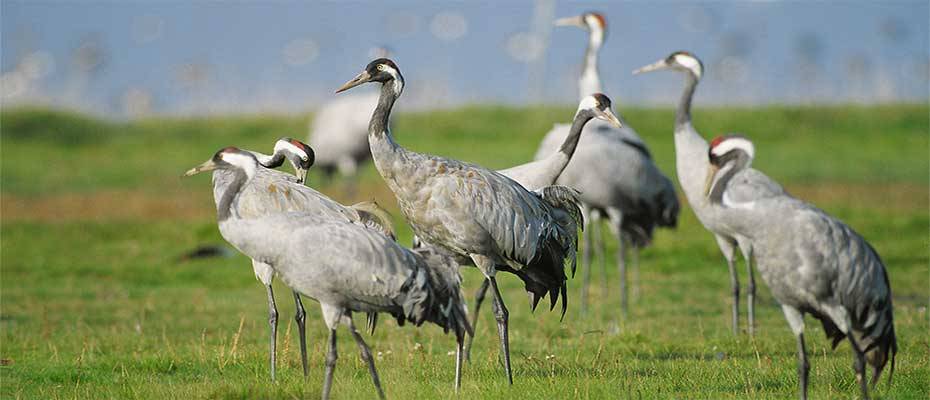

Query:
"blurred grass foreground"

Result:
[[1, 104, 928, 398]]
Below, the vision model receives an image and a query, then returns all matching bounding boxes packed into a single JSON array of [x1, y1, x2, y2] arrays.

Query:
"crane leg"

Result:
[[321, 328, 338, 400], [580, 208, 593, 313], [745, 257, 756, 337], [782, 305, 808, 400], [463, 278, 490, 361], [350, 325, 385, 400], [455, 334, 465, 392], [489, 277, 513, 385], [725, 256, 740, 336], [265, 284, 278, 382], [594, 220, 608, 297], [293, 291, 309, 378], [631, 245, 640, 302], [716, 236, 740, 335], [847, 333, 871, 400], [606, 209, 627, 319], [795, 333, 810, 400], [616, 233, 627, 319]]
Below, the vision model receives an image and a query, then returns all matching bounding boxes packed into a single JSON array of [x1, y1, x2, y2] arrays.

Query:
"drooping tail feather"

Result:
[[407, 246, 473, 340], [503, 185, 583, 317]]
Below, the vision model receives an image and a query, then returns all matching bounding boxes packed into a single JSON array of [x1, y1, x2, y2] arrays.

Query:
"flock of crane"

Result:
[[183, 12, 897, 400]]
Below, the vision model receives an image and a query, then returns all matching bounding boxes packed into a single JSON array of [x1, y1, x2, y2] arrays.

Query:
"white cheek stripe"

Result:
[[275, 140, 306, 160], [577, 95, 598, 112], [384, 66, 404, 94], [711, 137, 755, 160], [675, 54, 702, 78], [222, 152, 258, 177]]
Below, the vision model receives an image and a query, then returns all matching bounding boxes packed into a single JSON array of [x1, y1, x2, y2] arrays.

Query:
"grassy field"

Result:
[[1, 104, 928, 399]]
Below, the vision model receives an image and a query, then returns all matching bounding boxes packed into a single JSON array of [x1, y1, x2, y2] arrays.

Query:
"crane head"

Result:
[[633, 51, 704, 79], [555, 12, 606, 32], [577, 93, 622, 128], [274, 138, 315, 184], [704, 135, 756, 197], [184, 147, 257, 179], [336, 58, 404, 95]]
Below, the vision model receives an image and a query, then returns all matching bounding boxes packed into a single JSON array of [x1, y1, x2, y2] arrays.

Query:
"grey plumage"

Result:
[[705, 135, 896, 400], [191, 147, 472, 397], [633, 50, 781, 335], [543, 12, 680, 316], [337, 58, 582, 385], [195, 138, 394, 382]]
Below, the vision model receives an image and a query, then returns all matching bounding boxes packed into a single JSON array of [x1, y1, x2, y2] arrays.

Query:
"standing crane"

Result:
[[336, 58, 583, 384], [195, 138, 394, 382], [705, 135, 897, 400], [633, 51, 784, 335], [185, 147, 472, 398], [454, 92, 619, 356], [539, 11, 680, 316]]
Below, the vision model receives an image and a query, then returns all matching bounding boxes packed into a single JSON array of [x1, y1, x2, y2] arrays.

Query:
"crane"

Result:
[[336, 58, 583, 384], [186, 147, 472, 397], [633, 51, 785, 335], [189, 138, 393, 381], [541, 11, 680, 316], [454, 92, 618, 356], [705, 135, 897, 400]]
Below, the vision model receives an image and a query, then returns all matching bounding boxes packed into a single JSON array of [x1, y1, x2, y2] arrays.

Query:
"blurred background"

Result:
[[2, 2, 928, 398], [2, 0, 928, 117]]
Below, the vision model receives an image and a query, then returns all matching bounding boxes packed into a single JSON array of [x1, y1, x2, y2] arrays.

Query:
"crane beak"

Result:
[[295, 167, 309, 185], [183, 159, 218, 177], [554, 15, 585, 27], [596, 108, 623, 129], [633, 59, 668, 75], [703, 164, 720, 197], [335, 70, 372, 93]]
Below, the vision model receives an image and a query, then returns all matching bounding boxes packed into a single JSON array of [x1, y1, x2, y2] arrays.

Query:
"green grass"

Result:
[[1, 104, 928, 399]]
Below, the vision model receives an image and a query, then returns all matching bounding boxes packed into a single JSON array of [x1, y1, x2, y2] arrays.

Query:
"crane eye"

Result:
[[377, 64, 385, 71]]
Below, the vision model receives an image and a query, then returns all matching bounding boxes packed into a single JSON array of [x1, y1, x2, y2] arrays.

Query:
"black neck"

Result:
[[369, 80, 399, 137], [676, 72, 699, 128], [709, 156, 749, 204], [264, 152, 286, 168], [217, 169, 247, 222], [559, 111, 594, 157]]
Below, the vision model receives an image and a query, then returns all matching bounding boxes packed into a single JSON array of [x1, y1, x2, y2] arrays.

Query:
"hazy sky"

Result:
[[2, 1, 928, 117]]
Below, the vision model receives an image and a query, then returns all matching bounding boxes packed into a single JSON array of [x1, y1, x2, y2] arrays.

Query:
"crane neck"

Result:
[[579, 29, 604, 99], [370, 76, 403, 140], [248, 150, 285, 169], [676, 72, 699, 129], [216, 169, 248, 222], [559, 111, 594, 160], [709, 156, 751, 204]]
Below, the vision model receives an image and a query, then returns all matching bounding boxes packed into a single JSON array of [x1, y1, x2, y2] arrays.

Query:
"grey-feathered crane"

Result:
[[633, 51, 784, 335], [704, 135, 897, 400], [450, 92, 618, 356], [539, 11, 680, 316], [186, 147, 472, 398], [190, 138, 395, 382], [336, 58, 583, 384]]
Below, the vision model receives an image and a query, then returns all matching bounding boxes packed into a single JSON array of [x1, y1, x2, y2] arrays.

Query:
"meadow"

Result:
[[1, 104, 928, 399]]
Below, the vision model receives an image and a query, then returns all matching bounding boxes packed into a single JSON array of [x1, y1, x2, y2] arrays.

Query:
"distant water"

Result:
[[1, 1, 927, 117]]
